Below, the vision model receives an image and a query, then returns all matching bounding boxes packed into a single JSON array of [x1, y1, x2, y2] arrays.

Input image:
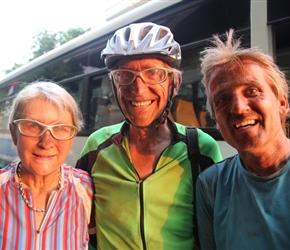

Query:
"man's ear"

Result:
[[279, 93, 289, 117], [9, 123, 17, 146], [172, 74, 182, 97]]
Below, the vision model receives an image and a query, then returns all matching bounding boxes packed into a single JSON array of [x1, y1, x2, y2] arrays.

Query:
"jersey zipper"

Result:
[[139, 180, 147, 250]]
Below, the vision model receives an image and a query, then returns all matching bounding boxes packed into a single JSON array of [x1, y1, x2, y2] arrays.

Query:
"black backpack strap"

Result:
[[187, 126, 200, 179], [186, 126, 215, 248], [186, 126, 200, 248]]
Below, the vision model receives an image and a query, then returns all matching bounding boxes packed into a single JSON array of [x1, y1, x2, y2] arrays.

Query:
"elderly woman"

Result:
[[0, 81, 94, 249]]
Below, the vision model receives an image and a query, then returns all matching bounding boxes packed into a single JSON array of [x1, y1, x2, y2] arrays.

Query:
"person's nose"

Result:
[[37, 130, 55, 148], [230, 94, 249, 114], [131, 76, 148, 95]]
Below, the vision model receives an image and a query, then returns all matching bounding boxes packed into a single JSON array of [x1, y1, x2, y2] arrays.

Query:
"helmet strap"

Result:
[[153, 100, 171, 130]]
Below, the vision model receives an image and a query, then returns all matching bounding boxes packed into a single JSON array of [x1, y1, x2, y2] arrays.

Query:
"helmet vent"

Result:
[[112, 34, 117, 44], [125, 27, 131, 42], [156, 29, 168, 41], [101, 22, 182, 69], [139, 25, 153, 41]]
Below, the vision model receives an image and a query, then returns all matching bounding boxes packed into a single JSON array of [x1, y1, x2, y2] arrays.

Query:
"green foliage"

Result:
[[30, 27, 91, 61], [58, 27, 90, 46], [5, 27, 91, 72], [4, 63, 24, 74], [31, 30, 58, 59]]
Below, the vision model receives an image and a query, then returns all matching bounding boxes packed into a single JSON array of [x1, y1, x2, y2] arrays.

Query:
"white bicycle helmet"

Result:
[[101, 22, 181, 69]]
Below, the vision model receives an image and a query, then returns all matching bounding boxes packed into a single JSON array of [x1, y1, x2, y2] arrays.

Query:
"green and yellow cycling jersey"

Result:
[[76, 120, 222, 250]]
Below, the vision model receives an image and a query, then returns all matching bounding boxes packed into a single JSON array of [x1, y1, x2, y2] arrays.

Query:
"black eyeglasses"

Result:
[[111, 67, 173, 85], [12, 119, 78, 140]]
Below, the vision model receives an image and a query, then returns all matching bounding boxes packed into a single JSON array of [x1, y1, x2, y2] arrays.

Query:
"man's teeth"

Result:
[[235, 120, 256, 128], [131, 101, 151, 107]]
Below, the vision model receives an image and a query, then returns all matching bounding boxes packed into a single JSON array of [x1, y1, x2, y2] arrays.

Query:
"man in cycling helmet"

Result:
[[76, 22, 222, 250]]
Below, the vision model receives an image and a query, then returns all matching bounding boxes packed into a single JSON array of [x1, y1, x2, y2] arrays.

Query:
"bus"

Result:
[[0, 0, 289, 168]]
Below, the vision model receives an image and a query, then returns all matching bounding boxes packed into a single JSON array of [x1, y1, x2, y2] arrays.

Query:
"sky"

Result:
[[0, 0, 120, 79]]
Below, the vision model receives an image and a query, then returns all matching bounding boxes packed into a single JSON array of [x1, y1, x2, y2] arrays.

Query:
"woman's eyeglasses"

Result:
[[12, 119, 77, 140]]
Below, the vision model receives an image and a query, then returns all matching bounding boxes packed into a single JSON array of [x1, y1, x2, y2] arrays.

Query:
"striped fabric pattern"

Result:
[[0, 163, 94, 250]]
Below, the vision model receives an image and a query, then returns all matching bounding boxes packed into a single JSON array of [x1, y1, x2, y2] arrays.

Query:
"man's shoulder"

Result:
[[79, 122, 124, 161], [174, 122, 194, 136], [174, 122, 216, 143], [87, 122, 124, 141], [199, 155, 239, 181]]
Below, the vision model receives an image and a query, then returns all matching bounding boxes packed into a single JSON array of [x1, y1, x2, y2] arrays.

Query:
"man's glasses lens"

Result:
[[111, 67, 172, 85], [13, 119, 77, 140]]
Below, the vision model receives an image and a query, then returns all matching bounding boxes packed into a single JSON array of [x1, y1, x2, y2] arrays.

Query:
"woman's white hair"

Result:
[[8, 81, 84, 131]]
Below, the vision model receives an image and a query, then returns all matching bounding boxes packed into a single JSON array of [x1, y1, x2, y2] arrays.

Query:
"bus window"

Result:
[[0, 82, 20, 130], [60, 78, 83, 107], [0, 84, 19, 168], [81, 73, 124, 134], [170, 45, 216, 128], [275, 21, 290, 138]]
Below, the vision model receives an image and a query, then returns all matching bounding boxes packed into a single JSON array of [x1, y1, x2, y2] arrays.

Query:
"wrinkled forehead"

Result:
[[208, 59, 262, 85], [113, 55, 170, 69]]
